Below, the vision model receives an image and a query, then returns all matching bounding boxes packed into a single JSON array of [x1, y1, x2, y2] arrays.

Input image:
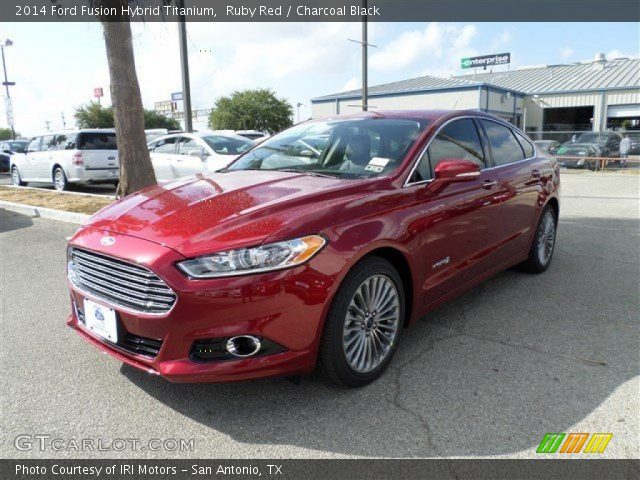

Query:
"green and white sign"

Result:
[[461, 53, 511, 69]]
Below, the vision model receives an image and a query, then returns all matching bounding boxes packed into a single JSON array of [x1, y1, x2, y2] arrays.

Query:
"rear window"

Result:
[[77, 132, 117, 150]]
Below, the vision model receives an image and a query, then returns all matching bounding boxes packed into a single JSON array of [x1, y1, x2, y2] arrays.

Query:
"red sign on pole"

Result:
[[93, 87, 104, 98]]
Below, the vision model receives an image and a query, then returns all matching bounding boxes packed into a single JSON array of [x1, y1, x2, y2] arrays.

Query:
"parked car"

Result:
[[145, 128, 169, 143], [533, 140, 561, 155], [554, 143, 599, 169], [562, 131, 622, 157], [235, 130, 270, 142], [66, 110, 559, 387], [0, 139, 28, 173], [10, 130, 119, 191], [147, 132, 253, 181], [626, 131, 640, 155]]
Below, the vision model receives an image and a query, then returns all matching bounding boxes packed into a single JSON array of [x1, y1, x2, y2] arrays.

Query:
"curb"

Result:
[[0, 200, 89, 224], [1, 184, 116, 199]]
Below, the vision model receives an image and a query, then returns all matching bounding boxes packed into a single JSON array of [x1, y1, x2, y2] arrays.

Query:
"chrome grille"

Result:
[[69, 247, 176, 315]]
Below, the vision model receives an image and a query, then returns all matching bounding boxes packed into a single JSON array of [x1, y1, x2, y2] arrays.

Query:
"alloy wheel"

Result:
[[11, 167, 20, 185], [537, 211, 556, 266], [54, 169, 65, 191], [342, 274, 400, 373]]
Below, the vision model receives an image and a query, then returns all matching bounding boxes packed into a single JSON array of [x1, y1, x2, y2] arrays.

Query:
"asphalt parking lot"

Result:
[[1, 172, 638, 459]]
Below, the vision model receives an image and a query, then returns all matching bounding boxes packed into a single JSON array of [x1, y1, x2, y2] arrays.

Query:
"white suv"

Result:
[[147, 132, 253, 181], [10, 129, 119, 191]]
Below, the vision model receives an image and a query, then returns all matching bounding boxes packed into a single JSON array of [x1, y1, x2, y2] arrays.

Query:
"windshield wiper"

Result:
[[274, 168, 341, 178]]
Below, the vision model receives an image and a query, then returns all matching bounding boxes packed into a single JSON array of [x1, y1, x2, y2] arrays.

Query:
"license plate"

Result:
[[84, 299, 118, 343]]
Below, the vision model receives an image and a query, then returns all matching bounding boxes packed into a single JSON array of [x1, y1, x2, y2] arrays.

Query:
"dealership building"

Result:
[[311, 55, 640, 141]]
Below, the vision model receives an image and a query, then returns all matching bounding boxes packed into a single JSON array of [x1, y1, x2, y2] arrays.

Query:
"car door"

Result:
[[480, 119, 543, 263], [175, 136, 207, 177], [21, 137, 43, 179], [407, 117, 503, 306], [149, 137, 179, 180], [34, 134, 57, 181]]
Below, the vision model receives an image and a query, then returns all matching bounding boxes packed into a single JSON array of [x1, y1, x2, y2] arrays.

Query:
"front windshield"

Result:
[[576, 133, 607, 144], [203, 135, 253, 155], [228, 117, 428, 179]]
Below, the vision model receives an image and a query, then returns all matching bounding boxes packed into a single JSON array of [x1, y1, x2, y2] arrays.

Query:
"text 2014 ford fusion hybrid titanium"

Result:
[[67, 110, 559, 387]]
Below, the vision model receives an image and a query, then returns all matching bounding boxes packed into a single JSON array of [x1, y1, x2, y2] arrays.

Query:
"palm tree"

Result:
[[98, 0, 157, 196]]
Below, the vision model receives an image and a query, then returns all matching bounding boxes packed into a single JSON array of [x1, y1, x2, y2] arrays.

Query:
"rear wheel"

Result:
[[520, 205, 557, 273], [53, 167, 68, 191], [318, 256, 404, 387], [11, 166, 27, 186]]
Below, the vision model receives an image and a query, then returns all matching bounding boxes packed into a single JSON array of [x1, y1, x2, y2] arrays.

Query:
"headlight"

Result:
[[177, 235, 327, 278]]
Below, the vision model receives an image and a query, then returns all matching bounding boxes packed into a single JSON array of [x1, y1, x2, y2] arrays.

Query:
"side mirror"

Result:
[[187, 148, 207, 158], [427, 160, 480, 193]]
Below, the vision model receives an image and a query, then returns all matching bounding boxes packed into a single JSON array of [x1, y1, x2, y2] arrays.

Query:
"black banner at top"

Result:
[[5, 0, 640, 22]]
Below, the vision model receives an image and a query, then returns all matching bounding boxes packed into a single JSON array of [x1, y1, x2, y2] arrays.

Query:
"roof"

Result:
[[456, 58, 639, 94], [312, 58, 640, 102], [312, 75, 478, 101]]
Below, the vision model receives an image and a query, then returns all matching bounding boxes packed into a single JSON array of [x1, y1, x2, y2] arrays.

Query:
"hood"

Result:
[[83, 171, 363, 257]]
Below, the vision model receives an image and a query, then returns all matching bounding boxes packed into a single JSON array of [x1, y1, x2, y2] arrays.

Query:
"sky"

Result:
[[0, 22, 638, 136]]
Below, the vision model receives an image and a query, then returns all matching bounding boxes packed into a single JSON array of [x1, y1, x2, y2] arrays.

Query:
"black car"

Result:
[[0, 140, 28, 173], [555, 143, 599, 169], [563, 132, 622, 158], [626, 132, 640, 155]]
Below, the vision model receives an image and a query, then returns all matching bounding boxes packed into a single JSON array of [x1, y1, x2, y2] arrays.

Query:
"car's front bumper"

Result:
[[67, 227, 337, 383]]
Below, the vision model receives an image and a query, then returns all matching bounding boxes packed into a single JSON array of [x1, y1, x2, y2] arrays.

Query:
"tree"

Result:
[[97, 0, 156, 197], [75, 103, 179, 130], [143, 110, 180, 130], [74, 103, 115, 129], [208, 89, 293, 134], [0, 128, 20, 141]]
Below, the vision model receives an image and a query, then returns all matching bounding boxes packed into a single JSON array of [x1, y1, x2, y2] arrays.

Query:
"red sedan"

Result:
[[67, 110, 559, 387]]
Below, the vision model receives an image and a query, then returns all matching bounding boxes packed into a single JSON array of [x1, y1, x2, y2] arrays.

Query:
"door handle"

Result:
[[481, 180, 497, 189], [531, 169, 541, 179]]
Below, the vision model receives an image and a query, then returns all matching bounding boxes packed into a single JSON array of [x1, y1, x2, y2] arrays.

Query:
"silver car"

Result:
[[147, 132, 253, 181]]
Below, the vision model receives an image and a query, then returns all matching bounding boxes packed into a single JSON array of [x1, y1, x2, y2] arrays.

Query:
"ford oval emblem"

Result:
[[100, 236, 115, 246]]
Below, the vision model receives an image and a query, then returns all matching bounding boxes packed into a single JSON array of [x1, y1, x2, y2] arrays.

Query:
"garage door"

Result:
[[607, 104, 640, 118]]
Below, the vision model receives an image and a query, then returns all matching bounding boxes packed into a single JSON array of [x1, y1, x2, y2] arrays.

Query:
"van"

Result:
[[10, 129, 119, 191]]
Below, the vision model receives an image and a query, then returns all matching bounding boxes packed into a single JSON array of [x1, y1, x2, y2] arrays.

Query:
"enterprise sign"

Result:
[[461, 53, 511, 69]]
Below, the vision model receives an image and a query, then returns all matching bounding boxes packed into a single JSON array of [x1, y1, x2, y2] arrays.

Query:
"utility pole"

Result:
[[1, 39, 16, 139], [362, 0, 368, 111], [61, 112, 66, 129], [177, 0, 193, 132], [347, 2, 376, 112], [296, 102, 302, 123]]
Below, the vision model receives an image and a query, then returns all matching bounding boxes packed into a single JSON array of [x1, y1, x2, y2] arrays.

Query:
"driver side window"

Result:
[[411, 118, 485, 183]]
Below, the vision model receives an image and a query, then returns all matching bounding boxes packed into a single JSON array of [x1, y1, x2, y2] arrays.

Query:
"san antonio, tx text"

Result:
[[43, 4, 381, 19], [16, 463, 283, 477]]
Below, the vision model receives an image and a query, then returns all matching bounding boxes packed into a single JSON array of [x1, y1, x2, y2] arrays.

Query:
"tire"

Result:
[[11, 166, 27, 186], [520, 205, 557, 274], [53, 166, 68, 191], [318, 256, 405, 387]]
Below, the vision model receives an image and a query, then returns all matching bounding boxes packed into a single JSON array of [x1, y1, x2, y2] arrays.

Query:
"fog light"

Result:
[[226, 335, 261, 358]]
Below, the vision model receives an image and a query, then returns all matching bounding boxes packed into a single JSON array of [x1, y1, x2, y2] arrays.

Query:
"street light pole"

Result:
[[177, 0, 193, 133], [1, 39, 15, 139]]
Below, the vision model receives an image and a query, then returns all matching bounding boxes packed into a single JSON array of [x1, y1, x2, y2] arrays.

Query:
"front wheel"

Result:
[[520, 205, 557, 273], [318, 256, 404, 387], [11, 166, 27, 186]]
